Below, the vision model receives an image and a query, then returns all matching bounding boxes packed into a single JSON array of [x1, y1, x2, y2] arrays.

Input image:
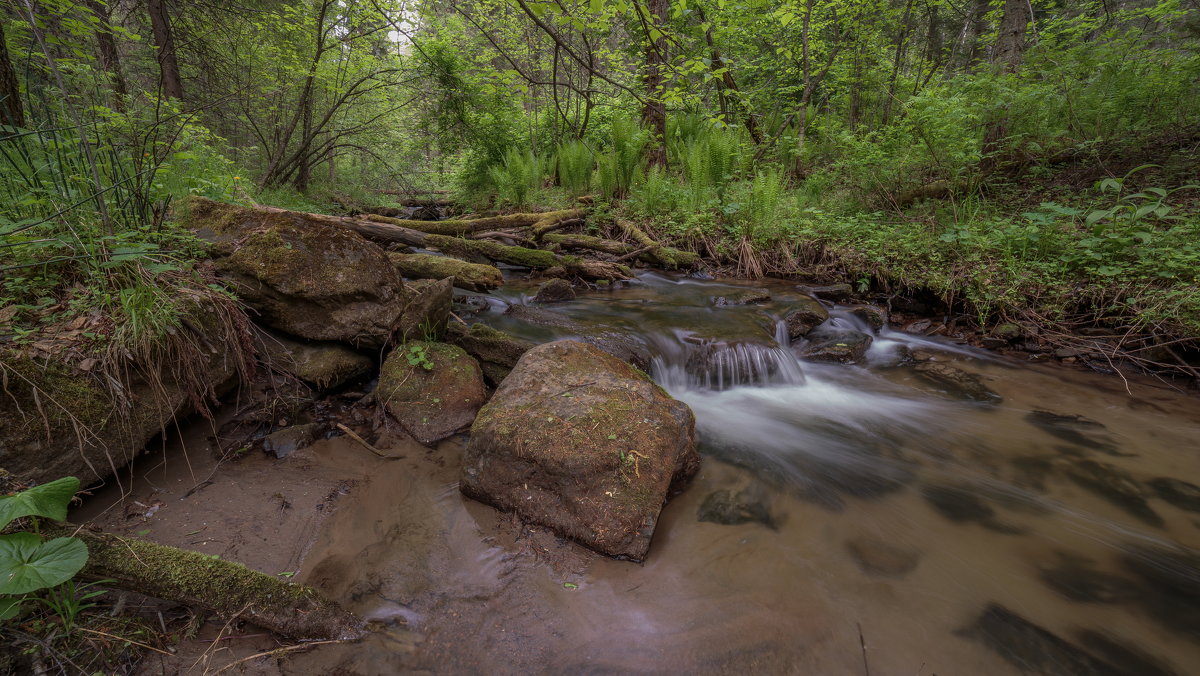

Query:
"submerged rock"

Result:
[[460, 340, 699, 561], [961, 603, 1124, 676], [377, 342, 487, 446], [1038, 552, 1142, 604], [709, 287, 770, 306], [533, 278, 576, 303], [1148, 477, 1200, 513], [697, 483, 775, 528], [254, 329, 372, 391], [1121, 543, 1200, 640], [845, 536, 920, 578], [1065, 460, 1162, 528], [189, 197, 409, 349], [920, 484, 1024, 534], [1025, 410, 1125, 456], [798, 327, 872, 364], [1075, 630, 1179, 676], [911, 362, 1002, 404], [783, 296, 829, 339]]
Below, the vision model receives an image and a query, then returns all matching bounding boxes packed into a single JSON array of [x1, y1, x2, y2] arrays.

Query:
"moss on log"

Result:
[[44, 524, 363, 641], [543, 233, 632, 255], [388, 253, 503, 292], [366, 209, 585, 236], [615, 219, 700, 269]]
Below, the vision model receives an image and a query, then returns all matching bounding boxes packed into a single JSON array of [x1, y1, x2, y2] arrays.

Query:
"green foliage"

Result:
[[554, 140, 593, 195], [0, 477, 89, 621], [0, 477, 79, 529], [596, 118, 648, 199], [404, 344, 435, 371], [487, 148, 544, 208]]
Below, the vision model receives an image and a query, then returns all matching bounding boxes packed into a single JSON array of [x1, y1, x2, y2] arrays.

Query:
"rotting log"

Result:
[[615, 219, 699, 269], [364, 209, 585, 237], [388, 252, 503, 292], [43, 523, 363, 641], [543, 233, 631, 256]]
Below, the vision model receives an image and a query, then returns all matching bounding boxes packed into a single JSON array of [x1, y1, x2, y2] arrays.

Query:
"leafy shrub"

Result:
[[0, 477, 88, 622]]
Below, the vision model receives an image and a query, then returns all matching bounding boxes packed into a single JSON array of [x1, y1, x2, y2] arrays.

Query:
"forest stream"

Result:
[[78, 271, 1200, 675]]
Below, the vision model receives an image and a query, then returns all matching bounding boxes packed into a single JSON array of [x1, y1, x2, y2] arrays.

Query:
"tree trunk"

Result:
[[980, 0, 1032, 172], [947, 0, 989, 74], [641, 0, 669, 167], [147, 0, 183, 100], [882, 0, 915, 126], [0, 15, 23, 128], [85, 0, 127, 109]]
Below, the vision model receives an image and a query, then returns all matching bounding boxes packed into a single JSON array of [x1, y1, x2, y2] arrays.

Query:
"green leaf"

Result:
[[0, 534, 88, 595], [563, 582, 578, 589], [0, 595, 24, 621], [0, 477, 79, 530]]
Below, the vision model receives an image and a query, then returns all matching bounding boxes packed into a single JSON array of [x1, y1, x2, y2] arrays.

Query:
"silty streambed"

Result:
[[92, 271, 1200, 674]]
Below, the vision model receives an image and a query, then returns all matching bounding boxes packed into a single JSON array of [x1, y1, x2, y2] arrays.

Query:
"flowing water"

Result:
[[87, 271, 1200, 675]]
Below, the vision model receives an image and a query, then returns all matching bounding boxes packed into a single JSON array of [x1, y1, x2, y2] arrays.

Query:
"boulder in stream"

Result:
[[533, 278, 576, 303], [377, 341, 487, 446], [254, 329, 372, 391], [848, 305, 888, 332], [697, 483, 775, 528], [783, 296, 829, 339], [503, 304, 651, 372], [460, 340, 700, 561], [911, 362, 1002, 404], [709, 287, 771, 306], [798, 327, 873, 363]]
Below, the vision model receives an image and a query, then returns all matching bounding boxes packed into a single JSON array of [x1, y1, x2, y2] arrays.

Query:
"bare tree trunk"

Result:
[[696, 6, 762, 144], [0, 15, 23, 128], [85, 0, 128, 110], [147, 0, 183, 99], [882, 0, 915, 126], [947, 0, 989, 74], [641, 0, 669, 167], [980, 0, 1031, 172]]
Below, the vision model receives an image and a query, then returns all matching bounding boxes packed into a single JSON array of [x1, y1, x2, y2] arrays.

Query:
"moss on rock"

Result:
[[377, 342, 487, 446]]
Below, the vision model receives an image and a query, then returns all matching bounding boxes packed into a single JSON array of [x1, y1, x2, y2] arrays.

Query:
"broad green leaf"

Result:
[[1133, 204, 1156, 220], [0, 534, 88, 595], [0, 477, 79, 530], [0, 596, 23, 622]]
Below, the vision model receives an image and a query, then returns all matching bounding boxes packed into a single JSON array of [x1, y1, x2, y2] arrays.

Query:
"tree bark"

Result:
[[980, 0, 1031, 172], [947, 0, 989, 74], [641, 0, 670, 167], [147, 0, 184, 99], [0, 15, 23, 128], [363, 209, 586, 236], [85, 0, 127, 108]]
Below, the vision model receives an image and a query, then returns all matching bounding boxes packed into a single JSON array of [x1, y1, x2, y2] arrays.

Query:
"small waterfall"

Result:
[[650, 334, 805, 391]]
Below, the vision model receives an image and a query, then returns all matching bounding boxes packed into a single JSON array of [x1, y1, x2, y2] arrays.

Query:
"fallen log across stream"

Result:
[[43, 523, 364, 641]]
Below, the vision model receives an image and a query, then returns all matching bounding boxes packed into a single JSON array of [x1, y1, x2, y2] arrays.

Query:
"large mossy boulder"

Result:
[[460, 340, 700, 561], [187, 197, 408, 349], [377, 342, 487, 446], [783, 295, 829, 339]]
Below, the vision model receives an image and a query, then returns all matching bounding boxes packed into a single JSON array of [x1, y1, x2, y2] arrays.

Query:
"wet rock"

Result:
[[445, 322, 532, 387], [901, 318, 934, 334], [798, 327, 873, 364], [845, 536, 920, 577], [377, 342, 487, 446], [502, 304, 651, 372], [254, 329, 372, 391], [504, 303, 583, 330], [1065, 460, 1162, 527], [981, 337, 1009, 349], [189, 197, 409, 349], [803, 283, 853, 302], [452, 294, 491, 320], [460, 340, 700, 561], [912, 362, 1002, 404], [1010, 456, 1054, 492], [1038, 553, 1142, 604], [848, 305, 888, 333], [1075, 630, 1179, 676], [1121, 543, 1200, 641], [1026, 410, 1123, 456], [961, 604, 1124, 676], [394, 277, 453, 342], [263, 423, 318, 459], [709, 287, 770, 306], [533, 278, 576, 303], [783, 296, 829, 339], [920, 484, 1023, 533], [697, 484, 775, 528], [1148, 477, 1200, 513]]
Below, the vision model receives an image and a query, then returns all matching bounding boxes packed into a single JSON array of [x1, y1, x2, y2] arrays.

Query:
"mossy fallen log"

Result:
[[44, 523, 363, 641], [542, 233, 632, 256], [614, 219, 700, 269], [365, 209, 585, 236], [387, 253, 503, 292]]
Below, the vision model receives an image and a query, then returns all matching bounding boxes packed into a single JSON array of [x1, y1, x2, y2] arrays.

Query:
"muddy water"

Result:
[[86, 272, 1200, 675]]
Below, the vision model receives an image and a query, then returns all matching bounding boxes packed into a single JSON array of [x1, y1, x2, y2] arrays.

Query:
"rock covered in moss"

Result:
[[395, 277, 453, 342], [460, 340, 699, 561], [533, 278, 576, 303], [445, 322, 533, 387], [188, 197, 408, 349], [783, 295, 829, 339], [377, 342, 487, 446], [798, 327, 873, 363], [709, 287, 770, 306], [849, 304, 888, 332], [254, 329, 371, 391]]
